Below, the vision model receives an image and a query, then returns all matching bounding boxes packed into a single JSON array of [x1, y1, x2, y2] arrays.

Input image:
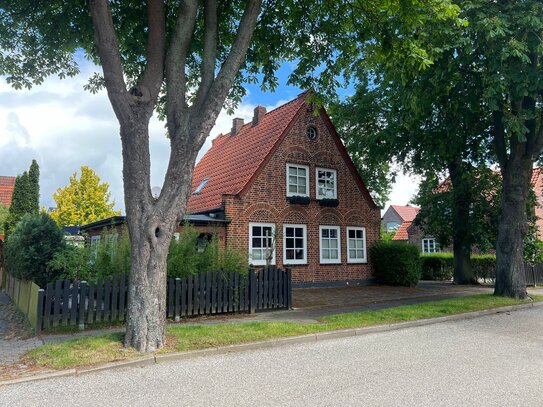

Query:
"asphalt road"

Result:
[[2, 306, 543, 407]]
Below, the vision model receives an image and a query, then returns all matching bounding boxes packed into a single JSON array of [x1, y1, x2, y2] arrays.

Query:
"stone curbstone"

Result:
[[0, 369, 77, 387], [76, 356, 156, 376]]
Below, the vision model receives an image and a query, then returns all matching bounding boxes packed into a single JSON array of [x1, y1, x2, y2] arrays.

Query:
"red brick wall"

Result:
[[223, 107, 381, 284]]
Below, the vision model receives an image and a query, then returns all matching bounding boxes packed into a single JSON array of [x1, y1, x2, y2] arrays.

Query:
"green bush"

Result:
[[420, 253, 454, 280], [371, 241, 421, 287], [167, 225, 246, 278], [4, 213, 65, 287], [471, 254, 496, 281], [47, 245, 93, 282], [419, 253, 496, 281]]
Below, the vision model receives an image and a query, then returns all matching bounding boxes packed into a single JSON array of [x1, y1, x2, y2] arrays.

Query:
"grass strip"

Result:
[[24, 294, 540, 370]]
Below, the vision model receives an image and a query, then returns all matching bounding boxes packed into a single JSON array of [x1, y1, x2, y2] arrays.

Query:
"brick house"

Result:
[[188, 92, 381, 285], [0, 176, 16, 241], [382, 205, 419, 233]]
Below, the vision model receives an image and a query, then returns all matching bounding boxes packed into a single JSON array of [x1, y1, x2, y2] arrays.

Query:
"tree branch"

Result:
[[192, 0, 262, 141], [88, 0, 131, 123], [165, 0, 198, 138], [493, 109, 507, 171], [194, 0, 218, 110], [141, 0, 165, 103]]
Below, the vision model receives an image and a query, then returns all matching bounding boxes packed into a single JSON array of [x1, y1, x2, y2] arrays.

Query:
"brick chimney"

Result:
[[231, 118, 244, 136], [252, 105, 267, 126]]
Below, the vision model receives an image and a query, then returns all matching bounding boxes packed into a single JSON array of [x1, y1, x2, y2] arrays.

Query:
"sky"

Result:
[[0, 61, 419, 215]]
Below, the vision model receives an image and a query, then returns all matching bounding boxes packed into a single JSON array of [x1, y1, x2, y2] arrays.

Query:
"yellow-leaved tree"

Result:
[[51, 166, 121, 227]]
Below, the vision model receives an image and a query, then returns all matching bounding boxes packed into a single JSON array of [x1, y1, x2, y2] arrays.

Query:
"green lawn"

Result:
[[25, 294, 540, 370]]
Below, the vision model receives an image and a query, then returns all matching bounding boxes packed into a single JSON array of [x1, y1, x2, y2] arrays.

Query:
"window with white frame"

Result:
[[347, 227, 367, 263], [320, 226, 341, 264], [249, 223, 275, 265], [422, 238, 439, 253], [286, 163, 309, 197], [283, 224, 307, 264], [316, 168, 337, 199]]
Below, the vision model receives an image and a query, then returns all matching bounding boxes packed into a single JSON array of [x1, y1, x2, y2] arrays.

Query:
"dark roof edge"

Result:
[[79, 214, 229, 231]]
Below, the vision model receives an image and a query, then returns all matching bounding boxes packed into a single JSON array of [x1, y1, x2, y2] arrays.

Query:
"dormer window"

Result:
[[192, 178, 209, 195], [316, 168, 337, 199]]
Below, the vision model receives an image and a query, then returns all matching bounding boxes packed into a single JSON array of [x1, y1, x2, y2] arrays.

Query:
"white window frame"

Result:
[[347, 227, 367, 263], [249, 222, 276, 266], [316, 167, 337, 200], [283, 224, 307, 265], [286, 163, 310, 197], [90, 235, 101, 245], [319, 225, 341, 264], [422, 238, 438, 254]]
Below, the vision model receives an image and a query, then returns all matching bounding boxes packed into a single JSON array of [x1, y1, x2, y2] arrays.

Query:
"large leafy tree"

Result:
[[0, 0, 459, 351], [336, 1, 543, 296], [4, 160, 40, 238], [51, 166, 120, 227]]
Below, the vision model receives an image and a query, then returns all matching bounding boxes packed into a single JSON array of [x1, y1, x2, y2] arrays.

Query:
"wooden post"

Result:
[[286, 267, 293, 309], [249, 269, 257, 314], [36, 289, 45, 333], [78, 281, 87, 330]]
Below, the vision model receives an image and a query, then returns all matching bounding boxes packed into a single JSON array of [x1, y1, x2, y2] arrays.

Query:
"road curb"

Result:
[[1, 300, 541, 387]]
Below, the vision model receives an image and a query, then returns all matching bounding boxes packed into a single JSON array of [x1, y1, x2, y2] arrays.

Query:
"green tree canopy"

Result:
[[51, 166, 121, 227]]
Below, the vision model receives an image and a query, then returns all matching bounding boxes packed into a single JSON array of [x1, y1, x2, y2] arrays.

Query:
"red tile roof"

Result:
[[0, 176, 16, 207], [188, 93, 308, 213], [391, 205, 420, 222], [392, 221, 412, 241]]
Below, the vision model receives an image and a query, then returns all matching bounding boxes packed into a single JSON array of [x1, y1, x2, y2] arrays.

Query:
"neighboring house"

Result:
[[382, 205, 419, 233], [389, 205, 439, 253], [187, 92, 380, 285], [0, 176, 16, 242], [396, 167, 543, 253]]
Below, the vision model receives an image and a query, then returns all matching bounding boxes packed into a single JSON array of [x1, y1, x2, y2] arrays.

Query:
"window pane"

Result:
[[252, 226, 261, 236], [295, 238, 303, 248], [322, 239, 329, 249], [299, 185, 306, 194], [348, 230, 355, 239], [330, 239, 338, 249], [356, 240, 363, 249], [330, 249, 338, 259], [295, 249, 303, 259], [252, 249, 262, 260], [295, 228, 303, 237], [286, 228, 294, 237], [349, 249, 356, 258], [286, 249, 294, 260], [298, 168, 306, 177], [289, 167, 296, 176], [252, 238, 261, 248], [330, 229, 337, 238]]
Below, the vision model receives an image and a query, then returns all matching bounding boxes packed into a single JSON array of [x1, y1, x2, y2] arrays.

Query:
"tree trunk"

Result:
[[494, 158, 531, 299], [119, 120, 194, 352], [449, 161, 475, 284]]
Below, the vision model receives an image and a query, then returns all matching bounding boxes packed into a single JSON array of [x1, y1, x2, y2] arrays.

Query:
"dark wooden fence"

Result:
[[524, 263, 543, 286], [37, 267, 291, 332]]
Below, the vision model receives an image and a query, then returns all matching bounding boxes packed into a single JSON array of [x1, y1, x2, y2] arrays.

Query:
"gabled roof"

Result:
[[188, 93, 307, 213], [188, 92, 378, 213], [390, 205, 420, 222], [392, 221, 412, 241], [0, 176, 16, 207]]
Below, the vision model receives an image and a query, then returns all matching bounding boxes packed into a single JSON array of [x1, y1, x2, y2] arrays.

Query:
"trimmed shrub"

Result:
[[471, 254, 496, 281], [371, 241, 421, 287], [420, 253, 454, 280], [4, 213, 65, 287]]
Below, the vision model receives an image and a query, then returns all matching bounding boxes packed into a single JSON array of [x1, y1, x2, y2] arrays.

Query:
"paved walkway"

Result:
[[0, 292, 43, 366]]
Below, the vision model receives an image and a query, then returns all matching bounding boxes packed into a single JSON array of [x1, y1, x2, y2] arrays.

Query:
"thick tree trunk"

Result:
[[449, 161, 475, 284], [494, 158, 531, 299], [119, 121, 194, 352]]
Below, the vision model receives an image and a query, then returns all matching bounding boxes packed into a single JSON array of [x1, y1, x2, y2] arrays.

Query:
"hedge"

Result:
[[420, 253, 496, 281], [371, 241, 421, 287]]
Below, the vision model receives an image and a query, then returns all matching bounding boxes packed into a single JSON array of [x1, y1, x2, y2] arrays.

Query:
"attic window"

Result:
[[192, 178, 209, 195], [307, 126, 317, 141]]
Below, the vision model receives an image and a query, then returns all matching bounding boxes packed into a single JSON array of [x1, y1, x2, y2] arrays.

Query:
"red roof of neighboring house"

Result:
[[392, 221, 412, 241], [188, 92, 377, 213], [390, 205, 420, 222], [0, 176, 16, 207]]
